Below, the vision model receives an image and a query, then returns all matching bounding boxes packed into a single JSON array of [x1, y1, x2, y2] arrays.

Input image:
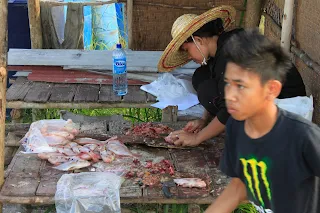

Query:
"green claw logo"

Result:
[[240, 158, 272, 207]]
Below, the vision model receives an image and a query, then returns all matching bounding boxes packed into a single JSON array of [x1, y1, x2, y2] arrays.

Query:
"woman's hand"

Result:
[[183, 119, 207, 133], [166, 130, 201, 147]]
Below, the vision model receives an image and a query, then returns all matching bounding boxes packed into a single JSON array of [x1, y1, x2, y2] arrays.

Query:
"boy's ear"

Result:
[[266, 80, 282, 100]]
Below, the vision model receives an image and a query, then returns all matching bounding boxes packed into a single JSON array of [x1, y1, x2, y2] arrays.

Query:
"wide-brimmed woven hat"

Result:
[[157, 5, 236, 72]]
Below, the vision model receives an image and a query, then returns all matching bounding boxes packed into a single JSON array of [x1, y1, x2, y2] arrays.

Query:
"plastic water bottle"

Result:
[[112, 43, 128, 96]]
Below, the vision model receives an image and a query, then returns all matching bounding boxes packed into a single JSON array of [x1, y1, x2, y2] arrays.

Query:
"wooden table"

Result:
[[0, 122, 229, 205], [6, 77, 156, 109]]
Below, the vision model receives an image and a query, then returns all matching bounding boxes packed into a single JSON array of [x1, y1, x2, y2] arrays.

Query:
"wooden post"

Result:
[[28, 0, 43, 49], [244, 0, 263, 28], [0, 0, 8, 212], [280, 0, 294, 53], [127, 0, 133, 49]]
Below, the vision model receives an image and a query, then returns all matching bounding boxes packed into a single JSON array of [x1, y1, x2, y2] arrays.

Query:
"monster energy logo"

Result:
[[240, 158, 272, 207]]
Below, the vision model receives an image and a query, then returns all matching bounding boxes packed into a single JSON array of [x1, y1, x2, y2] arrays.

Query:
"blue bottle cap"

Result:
[[116, 43, 122, 49]]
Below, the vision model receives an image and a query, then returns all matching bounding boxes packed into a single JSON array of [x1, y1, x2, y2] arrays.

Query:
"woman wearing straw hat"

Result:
[[159, 6, 306, 147]]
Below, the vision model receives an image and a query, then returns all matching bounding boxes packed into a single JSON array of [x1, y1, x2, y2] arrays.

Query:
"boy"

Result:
[[205, 29, 320, 213]]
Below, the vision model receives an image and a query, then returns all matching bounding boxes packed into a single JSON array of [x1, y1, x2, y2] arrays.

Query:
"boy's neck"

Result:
[[244, 103, 278, 139]]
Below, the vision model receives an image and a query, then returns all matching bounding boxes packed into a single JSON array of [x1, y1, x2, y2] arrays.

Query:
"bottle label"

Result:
[[113, 58, 127, 74]]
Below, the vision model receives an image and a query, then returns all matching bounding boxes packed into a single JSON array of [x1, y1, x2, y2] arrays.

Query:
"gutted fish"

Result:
[[173, 178, 206, 188], [106, 140, 135, 157], [75, 138, 105, 146], [53, 159, 91, 171]]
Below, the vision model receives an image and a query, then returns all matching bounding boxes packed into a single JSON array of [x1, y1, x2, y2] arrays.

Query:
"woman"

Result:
[[158, 6, 306, 147]]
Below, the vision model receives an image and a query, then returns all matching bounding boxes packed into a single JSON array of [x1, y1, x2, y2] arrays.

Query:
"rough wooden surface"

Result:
[[6, 77, 156, 109], [0, 122, 229, 204], [28, 0, 43, 49], [0, 1, 8, 211], [245, 0, 263, 28]]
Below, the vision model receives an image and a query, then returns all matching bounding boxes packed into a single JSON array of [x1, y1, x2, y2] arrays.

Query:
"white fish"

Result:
[[53, 159, 91, 171], [106, 140, 135, 157], [173, 178, 206, 188], [75, 138, 105, 145]]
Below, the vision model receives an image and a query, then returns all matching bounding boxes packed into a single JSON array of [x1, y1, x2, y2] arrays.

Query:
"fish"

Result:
[[79, 146, 100, 162], [43, 135, 70, 146], [106, 140, 136, 157], [75, 138, 105, 146], [173, 178, 206, 188], [37, 152, 65, 160], [53, 159, 91, 171], [100, 147, 116, 163], [83, 144, 98, 151], [43, 131, 75, 140], [48, 155, 79, 165], [66, 142, 82, 154], [55, 147, 76, 156]]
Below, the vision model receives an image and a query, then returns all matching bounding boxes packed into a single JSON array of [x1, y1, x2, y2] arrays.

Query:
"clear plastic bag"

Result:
[[55, 172, 123, 213], [275, 95, 314, 121], [20, 119, 80, 153]]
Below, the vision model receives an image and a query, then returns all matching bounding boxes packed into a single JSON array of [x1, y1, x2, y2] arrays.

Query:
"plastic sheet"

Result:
[[20, 119, 80, 153], [55, 172, 123, 213]]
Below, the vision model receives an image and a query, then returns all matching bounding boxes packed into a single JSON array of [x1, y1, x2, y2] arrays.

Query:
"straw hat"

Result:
[[157, 5, 236, 72]]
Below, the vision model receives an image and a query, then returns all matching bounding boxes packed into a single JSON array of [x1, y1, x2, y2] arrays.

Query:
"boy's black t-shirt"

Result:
[[219, 109, 320, 213]]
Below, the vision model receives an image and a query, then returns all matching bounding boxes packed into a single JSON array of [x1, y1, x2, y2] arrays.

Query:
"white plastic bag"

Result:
[[140, 73, 199, 110], [55, 172, 123, 213], [275, 95, 314, 121], [20, 119, 80, 153]]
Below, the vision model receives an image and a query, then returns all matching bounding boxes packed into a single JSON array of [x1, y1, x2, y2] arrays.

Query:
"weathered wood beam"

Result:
[[245, 0, 263, 28], [280, 0, 294, 53], [28, 0, 43, 49], [127, 0, 133, 49], [6, 101, 156, 109], [0, 0, 8, 212], [117, 0, 246, 11]]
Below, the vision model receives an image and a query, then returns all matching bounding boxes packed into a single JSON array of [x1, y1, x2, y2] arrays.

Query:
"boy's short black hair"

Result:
[[223, 28, 292, 84]]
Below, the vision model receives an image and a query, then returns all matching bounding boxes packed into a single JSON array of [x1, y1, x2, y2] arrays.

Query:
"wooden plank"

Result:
[[73, 84, 99, 102], [36, 161, 66, 196], [9, 154, 42, 178], [147, 93, 157, 102], [8, 49, 199, 72], [1, 177, 40, 196], [6, 77, 33, 101], [49, 84, 76, 102], [24, 82, 52, 103], [170, 149, 210, 175], [123, 86, 147, 103], [120, 179, 142, 198], [28, 69, 147, 85], [99, 85, 121, 102], [6, 101, 154, 109], [0, 195, 214, 205], [4, 146, 23, 178]]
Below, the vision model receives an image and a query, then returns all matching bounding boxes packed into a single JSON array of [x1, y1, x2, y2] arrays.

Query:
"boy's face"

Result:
[[224, 62, 281, 121]]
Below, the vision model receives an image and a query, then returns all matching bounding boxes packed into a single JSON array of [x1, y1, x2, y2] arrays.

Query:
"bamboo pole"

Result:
[[28, 0, 43, 49], [0, 0, 8, 212], [127, 0, 133, 49], [280, 0, 294, 53], [244, 0, 263, 28]]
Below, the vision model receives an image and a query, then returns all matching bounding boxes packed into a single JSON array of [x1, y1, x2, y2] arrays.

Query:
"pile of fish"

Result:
[[37, 136, 138, 171]]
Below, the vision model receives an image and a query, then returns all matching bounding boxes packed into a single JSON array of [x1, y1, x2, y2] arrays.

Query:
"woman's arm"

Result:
[[205, 178, 247, 213]]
